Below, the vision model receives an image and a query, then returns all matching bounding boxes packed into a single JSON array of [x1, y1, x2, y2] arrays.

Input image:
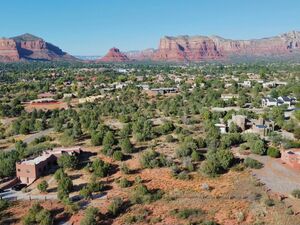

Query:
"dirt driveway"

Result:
[[250, 154, 300, 196]]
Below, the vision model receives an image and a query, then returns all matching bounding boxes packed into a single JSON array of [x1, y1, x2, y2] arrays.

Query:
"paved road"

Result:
[[5, 128, 54, 151], [0, 188, 57, 201], [211, 107, 265, 114]]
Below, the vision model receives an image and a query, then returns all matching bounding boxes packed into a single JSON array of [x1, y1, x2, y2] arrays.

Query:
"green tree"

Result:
[[108, 197, 123, 216], [102, 131, 116, 155], [250, 139, 266, 155], [91, 131, 103, 146], [80, 207, 100, 225], [37, 180, 48, 193], [112, 151, 124, 161], [267, 147, 281, 158], [91, 158, 110, 178], [119, 138, 133, 154], [57, 154, 78, 170]]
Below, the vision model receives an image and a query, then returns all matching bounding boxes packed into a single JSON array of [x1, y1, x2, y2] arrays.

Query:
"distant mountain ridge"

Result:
[[1, 31, 300, 63], [0, 33, 76, 62], [98, 31, 300, 63]]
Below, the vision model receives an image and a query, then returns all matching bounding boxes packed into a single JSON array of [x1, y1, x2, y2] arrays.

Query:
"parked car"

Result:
[[11, 183, 27, 191]]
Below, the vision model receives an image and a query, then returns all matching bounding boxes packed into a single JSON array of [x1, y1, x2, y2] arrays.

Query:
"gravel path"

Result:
[[250, 154, 300, 196], [4, 128, 54, 152]]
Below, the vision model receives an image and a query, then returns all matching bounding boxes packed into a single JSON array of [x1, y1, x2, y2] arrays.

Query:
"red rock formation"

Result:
[[0, 39, 20, 62], [98, 47, 130, 62], [0, 33, 77, 62], [153, 31, 300, 62], [126, 48, 156, 61]]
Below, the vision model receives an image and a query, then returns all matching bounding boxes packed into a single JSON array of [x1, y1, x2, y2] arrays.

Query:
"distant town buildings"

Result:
[[150, 87, 178, 95], [78, 95, 105, 104], [262, 96, 297, 107], [30, 98, 57, 104], [221, 94, 239, 101]]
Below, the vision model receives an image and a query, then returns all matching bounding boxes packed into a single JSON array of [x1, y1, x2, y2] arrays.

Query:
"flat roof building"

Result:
[[16, 147, 82, 185]]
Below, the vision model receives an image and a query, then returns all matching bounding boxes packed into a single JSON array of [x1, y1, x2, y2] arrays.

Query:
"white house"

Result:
[[215, 123, 227, 134], [221, 94, 239, 101], [238, 80, 251, 88], [277, 96, 297, 107], [261, 97, 278, 107]]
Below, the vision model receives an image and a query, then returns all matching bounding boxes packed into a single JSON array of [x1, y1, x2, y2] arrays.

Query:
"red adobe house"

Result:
[[16, 147, 82, 185], [281, 148, 300, 170]]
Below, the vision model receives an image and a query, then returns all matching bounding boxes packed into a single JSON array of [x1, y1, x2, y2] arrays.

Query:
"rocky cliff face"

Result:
[[154, 36, 222, 62], [153, 31, 300, 62], [0, 39, 20, 62], [0, 33, 76, 62], [97, 47, 130, 62], [126, 48, 156, 61]]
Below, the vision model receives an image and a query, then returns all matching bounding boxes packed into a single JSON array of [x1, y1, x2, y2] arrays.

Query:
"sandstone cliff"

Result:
[[0, 39, 20, 62], [0, 33, 76, 62], [153, 31, 300, 62]]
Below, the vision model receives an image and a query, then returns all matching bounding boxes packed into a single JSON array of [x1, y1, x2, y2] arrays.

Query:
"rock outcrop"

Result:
[[0, 39, 20, 62], [97, 47, 130, 62], [0, 33, 76, 62], [126, 48, 156, 61], [152, 31, 300, 62]]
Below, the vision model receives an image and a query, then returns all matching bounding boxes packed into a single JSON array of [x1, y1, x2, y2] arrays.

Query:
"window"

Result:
[[17, 169, 21, 172], [26, 170, 30, 173]]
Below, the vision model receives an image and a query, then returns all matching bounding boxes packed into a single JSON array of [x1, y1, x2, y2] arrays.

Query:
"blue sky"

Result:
[[1, 0, 300, 55]]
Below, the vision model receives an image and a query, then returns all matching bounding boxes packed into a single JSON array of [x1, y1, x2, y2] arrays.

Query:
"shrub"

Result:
[[179, 137, 197, 154], [177, 171, 190, 180], [102, 131, 116, 155], [37, 180, 48, 193], [159, 121, 175, 135], [244, 157, 263, 169], [130, 184, 163, 204], [215, 149, 234, 170], [267, 147, 281, 158], [250, 139, 266, 155], [62, 197, 79, 215], [80, 207, 100, 225], [140, 150, 168, 168], [87, 177, 104, 192], [200, 160, 220, 177], [57, 175, 73, 200], [119, 138, 133, 154], [170, 208, 205, 219], [124, 209, 150, 224], [57, 154, 78, 170], [291, 189, 300, 198], [108, 197, 123, 216], [91, 131, 104, 146], [79, 186, 93, 200], [165, 135, 175, 143], [54, 168, 66, 181], [0, 199, 9, 211], [264, 198, 275, 207], [200, 149, 235, 177], [286, 208, 294, 215], [91, 158, 110, 177], [191, 150, 200, 161], [118, 178, 132, 188], [134, 176, 142, 184], [120, 163, 130, 174], [113, 151, 124, 161], [22, 203, 53, 225]]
